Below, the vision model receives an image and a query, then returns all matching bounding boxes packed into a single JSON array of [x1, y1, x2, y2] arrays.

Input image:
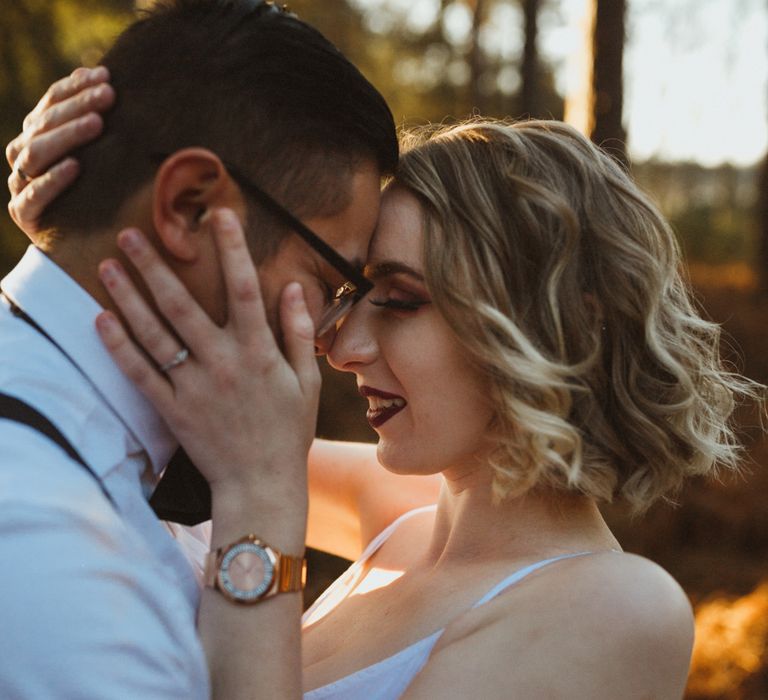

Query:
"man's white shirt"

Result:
[[0, 246, 210, 699]]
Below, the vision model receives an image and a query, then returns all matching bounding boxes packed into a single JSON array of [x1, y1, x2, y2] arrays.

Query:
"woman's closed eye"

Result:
[[369, 289, 430, 313], [369, 298, 428, 312]]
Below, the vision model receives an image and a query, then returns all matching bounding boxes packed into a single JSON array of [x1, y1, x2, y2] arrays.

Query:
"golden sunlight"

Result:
[[351, 567, 405, 597], [687, 582, 768, 697], [303, 565, 405, 628], [563, 0, 595, 137]]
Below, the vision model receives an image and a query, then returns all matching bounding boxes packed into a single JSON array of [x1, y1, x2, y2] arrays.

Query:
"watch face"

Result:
[[218, 542, 276, 603]]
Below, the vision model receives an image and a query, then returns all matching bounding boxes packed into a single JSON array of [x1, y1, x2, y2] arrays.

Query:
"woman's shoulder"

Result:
[[505, 550, 693, 670], [411, 551, 694, 699], [541, 549, 693, 621], [548, 550, 694, 656], [491, 550, 689, 634]]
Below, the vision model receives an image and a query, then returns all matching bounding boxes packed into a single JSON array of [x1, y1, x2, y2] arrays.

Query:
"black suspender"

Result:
[[2, 288, 80, 366], [0, 393, 89, 469], [0, 392, 116, 507], [0, 287, 210, 522], [0, 290, 117, 508]]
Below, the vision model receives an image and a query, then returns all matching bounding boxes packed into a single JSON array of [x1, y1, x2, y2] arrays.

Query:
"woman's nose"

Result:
[[325, 303, 377, 372]]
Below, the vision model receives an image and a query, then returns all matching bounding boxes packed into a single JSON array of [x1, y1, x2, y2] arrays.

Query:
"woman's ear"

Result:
[[152, 148, 245, 262]]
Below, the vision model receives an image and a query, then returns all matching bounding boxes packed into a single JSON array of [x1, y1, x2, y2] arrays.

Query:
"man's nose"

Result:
[[314, 327, 337, 356]]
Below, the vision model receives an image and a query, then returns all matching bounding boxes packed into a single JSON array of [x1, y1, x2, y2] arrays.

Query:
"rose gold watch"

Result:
[[204, 534, 306, 605]]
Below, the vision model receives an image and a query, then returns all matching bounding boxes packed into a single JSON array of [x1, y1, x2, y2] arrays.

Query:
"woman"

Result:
[[7, 79, 751, 698]]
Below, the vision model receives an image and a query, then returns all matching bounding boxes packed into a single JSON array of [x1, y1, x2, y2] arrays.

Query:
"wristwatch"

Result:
[[204, 534, 306, 605]]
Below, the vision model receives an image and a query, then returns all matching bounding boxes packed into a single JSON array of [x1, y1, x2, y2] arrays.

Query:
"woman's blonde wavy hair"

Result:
[[394, 119, 756, 512]]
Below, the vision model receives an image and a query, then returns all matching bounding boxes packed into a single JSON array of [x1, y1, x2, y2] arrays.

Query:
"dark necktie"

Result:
[[149, 448, 212, 525]]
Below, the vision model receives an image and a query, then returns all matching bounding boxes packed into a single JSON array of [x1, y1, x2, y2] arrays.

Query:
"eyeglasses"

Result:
[[151, 152, 372, 338], [222, 161, 373, 337]]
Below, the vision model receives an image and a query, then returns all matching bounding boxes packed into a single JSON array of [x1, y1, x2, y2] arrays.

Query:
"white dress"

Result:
[[302, 505, 593, 700]]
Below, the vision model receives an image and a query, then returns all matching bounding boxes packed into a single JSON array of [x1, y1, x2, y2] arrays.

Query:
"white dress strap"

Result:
[[472, 551, 595, 608], [303, 504, 437, 625], [357, 504, 438, 566]]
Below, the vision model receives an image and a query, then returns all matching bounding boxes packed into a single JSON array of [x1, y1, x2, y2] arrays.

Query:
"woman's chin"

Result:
[[375, 441, 437, 477]]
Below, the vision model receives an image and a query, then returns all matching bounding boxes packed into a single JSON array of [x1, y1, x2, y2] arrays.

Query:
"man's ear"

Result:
[[152, 148, 245, 262]]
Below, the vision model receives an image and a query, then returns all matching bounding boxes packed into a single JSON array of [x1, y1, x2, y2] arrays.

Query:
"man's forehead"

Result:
[[316, 165, 382, 258]]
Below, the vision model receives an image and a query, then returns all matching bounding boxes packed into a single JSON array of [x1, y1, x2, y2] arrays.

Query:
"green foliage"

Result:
[[290, 0, 564, 125], [0, 0, 135, 276], [53, 1, 135, 67], [633, 160, 758, 265], [671, 204, 757, 264], [0, 0, 566, 276], [0, 0, 757, 277]]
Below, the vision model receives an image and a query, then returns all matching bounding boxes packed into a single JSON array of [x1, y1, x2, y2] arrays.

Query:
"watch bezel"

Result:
[[216, 540, 277, 604]]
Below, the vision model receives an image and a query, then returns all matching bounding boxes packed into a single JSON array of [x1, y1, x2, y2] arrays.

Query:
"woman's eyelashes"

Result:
[[368, 288, 431, 313], [369, 298, 429, 312]]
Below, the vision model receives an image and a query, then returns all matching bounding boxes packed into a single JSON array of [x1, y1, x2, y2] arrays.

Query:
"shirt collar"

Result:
[[1, 246, 177, 475]]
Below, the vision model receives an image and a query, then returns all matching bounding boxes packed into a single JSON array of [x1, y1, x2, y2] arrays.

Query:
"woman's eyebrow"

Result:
[[363, 261, 425, 282]]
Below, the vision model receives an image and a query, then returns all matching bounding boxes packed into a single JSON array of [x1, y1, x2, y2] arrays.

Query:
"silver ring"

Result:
[[15, 165, 32, 183], [159, 347, 189, 373]]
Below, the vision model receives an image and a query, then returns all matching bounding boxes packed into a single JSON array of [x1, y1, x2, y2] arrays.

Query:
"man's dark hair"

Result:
[[39, 0, 398, 256]]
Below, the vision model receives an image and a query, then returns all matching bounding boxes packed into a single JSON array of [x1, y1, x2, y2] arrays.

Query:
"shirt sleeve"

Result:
[[0, 499, 210, 699], [163, 520, 213, 589]]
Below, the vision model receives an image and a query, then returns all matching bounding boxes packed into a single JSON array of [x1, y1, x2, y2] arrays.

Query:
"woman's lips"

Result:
[[359, 386, 407, 428]]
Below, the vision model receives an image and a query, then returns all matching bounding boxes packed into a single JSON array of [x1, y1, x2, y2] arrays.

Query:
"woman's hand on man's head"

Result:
[[6, 66, 115, 236]]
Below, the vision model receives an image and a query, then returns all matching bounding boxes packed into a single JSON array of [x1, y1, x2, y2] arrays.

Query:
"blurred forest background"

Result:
[[1, 0, 766, 697]]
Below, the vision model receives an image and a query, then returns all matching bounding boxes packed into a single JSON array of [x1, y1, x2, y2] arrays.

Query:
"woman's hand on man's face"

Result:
[[95, 209, 321, 541], [6, 66, 115, 236]]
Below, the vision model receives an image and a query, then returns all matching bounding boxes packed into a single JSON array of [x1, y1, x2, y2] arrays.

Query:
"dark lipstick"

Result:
[[359, 386, 407, 429]]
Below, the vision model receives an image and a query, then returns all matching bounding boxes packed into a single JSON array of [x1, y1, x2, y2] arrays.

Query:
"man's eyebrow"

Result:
[[363, 261, 425, 282]]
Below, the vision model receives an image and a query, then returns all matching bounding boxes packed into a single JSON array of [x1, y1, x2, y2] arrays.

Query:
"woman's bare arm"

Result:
[[307, 439, 441, 560]]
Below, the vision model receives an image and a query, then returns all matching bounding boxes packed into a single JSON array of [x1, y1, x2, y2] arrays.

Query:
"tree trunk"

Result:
[[591, 0, 628, 167], [759, 1, 768, 295], [520, 0, 540, 116], [759, 142, 768, 298]]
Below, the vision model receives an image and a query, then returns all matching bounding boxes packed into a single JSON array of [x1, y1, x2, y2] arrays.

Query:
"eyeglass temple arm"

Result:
[[230, 171, 373, 296]]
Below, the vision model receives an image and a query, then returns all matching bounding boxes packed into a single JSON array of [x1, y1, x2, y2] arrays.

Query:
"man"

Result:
[[0, 1, 397, 697]]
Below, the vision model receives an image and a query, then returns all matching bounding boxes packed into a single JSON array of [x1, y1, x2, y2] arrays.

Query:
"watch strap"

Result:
[[276, 551, 307, 593]]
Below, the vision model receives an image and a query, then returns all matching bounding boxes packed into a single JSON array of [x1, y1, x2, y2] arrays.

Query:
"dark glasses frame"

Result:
[[150, 152, 373, 337]]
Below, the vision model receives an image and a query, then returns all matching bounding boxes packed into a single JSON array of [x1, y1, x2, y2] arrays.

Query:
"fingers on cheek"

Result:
[[96, 313, 153, 386], [98, 259, 124, 296], [116, 228, 148, 264], [283, 283, 314, 340], [158, 293, 193, 328], [232, 274, 260, 304], [120, 357, 155, 388], [95, 311, 125, 350]]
